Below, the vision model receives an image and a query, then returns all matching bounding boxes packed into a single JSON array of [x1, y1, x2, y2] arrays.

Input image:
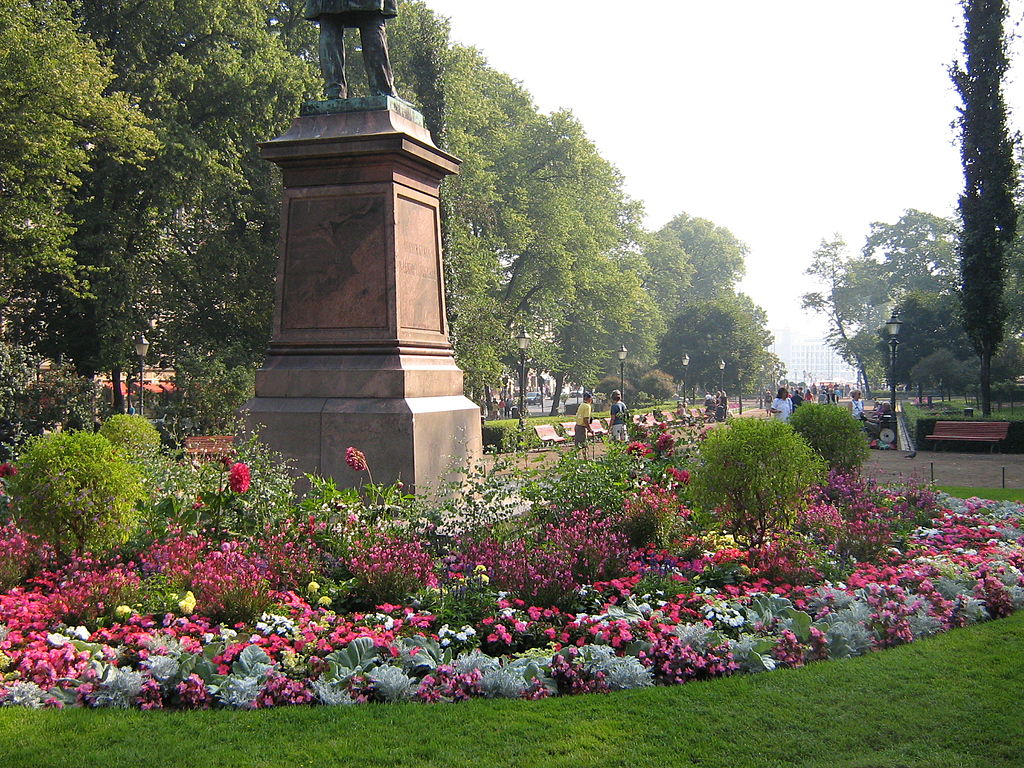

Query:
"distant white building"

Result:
[[772, 327, 858, 384]]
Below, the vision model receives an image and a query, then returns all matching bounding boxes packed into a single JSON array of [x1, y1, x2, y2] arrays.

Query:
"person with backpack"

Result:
[[609, 390, 628, 442]]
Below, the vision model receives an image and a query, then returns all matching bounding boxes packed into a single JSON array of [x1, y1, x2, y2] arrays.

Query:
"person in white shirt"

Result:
[[769, 387, 793, 422], [850, 389, 866, 421]]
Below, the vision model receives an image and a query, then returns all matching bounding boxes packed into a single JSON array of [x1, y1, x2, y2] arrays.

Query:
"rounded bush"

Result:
[[690, 418, 825, 547], [98, 414, 162, 453], [788, 403, 869, 472], [7, 431, 145, 559]]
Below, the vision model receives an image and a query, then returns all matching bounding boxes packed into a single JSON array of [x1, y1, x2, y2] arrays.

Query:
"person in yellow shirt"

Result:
[[574, 392, 595, 450]]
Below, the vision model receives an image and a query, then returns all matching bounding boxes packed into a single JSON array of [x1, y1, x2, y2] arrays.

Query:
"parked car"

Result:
[[526, 392, 543, 405]]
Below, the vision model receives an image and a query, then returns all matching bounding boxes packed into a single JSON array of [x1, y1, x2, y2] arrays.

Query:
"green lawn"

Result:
[[937, 486, 1024, 502], [2, 612, 1022, 768]]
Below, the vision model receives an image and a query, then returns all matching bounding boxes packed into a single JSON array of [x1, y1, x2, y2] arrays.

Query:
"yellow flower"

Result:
[[474, 564, 487, 574], [114, 605, 132, 620], [318, 595, 333, 607], [479, 574, 490, 585], [178, 590, 197, 615], [307, 581, 321, 594]]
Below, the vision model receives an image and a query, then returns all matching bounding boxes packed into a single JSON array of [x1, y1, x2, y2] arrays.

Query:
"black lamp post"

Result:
[[719, 359, 726, 392], [516, 328, 530, 427], [885, 314, 902, 414], [133, 333, 149, 417], [681, 353, 689, 407], [617, 345, 628, 396]]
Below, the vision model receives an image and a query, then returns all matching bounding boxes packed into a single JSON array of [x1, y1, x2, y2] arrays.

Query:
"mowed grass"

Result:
[[1, 612, 1022, 768], [937, 486, 1024, 502]]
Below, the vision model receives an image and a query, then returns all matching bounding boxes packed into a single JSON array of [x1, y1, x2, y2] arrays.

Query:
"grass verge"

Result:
[[2, 612, 1022, 768], [937, 486, 1024, 502]]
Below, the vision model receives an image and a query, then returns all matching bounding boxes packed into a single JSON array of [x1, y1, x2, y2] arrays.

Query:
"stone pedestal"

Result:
[[244, 97, 482, 490]]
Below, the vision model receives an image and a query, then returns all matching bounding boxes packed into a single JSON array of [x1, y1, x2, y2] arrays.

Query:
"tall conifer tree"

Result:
[[952, 0, 1018, 415]]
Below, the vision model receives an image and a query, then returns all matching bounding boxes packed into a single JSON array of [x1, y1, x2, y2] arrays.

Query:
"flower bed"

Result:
[[0, 428, 1022, 710]]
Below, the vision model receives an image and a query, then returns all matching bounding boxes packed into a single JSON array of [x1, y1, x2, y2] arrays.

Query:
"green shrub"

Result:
[[690, 418, 825, 548], [99, 414, 162, 453], [481, 420, 538, 452], [7, 431, 145, 559], [521, 442, 641, 520], [788, 403, 869, 471], [637, 370, 676, 402]]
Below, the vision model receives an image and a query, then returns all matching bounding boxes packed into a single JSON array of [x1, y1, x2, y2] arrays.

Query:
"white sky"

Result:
[[422, 0, 1024, 339]]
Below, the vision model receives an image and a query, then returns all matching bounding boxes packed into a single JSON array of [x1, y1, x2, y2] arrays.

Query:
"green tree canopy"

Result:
[[0, 0, 153, 342]]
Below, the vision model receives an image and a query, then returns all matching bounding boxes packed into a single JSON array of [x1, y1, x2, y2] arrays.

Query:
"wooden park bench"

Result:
[[533, 424, 566, 446], [183, 435, 235, 461], [589, 419, 608, 437], [923, 421, 1010, 452]]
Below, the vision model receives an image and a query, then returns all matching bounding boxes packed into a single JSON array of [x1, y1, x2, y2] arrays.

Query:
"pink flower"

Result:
[[228, 463, 251, 494], [0, 463, 17, 478], [345, 447, 368, 473]]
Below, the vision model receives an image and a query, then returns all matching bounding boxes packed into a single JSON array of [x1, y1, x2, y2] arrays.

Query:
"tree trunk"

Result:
[[549, 372, 564, 417], [980, 347, 992, 415], [111, 366, 125, 413], [857, 362, 873, 400]]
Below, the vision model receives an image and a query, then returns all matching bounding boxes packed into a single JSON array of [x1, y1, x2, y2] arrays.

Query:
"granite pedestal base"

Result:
[[245, 99, 481, 490], [245, 391, 481, 491]]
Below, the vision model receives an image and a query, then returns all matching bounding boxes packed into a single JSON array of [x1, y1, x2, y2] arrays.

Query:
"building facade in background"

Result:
[[771, 327, 858, 384]]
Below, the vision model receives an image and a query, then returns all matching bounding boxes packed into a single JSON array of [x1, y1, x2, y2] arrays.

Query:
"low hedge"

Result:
[[911, 413, 1024, 453]]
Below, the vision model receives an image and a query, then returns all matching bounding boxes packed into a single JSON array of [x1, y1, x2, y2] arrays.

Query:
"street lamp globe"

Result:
[[885, 314, 903, 338], [617, 345, 628, 362], [516, 328, 530, 351], [134, 334, 150, 359]]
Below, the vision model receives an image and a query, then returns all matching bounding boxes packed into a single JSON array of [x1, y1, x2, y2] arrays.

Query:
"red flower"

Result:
[[345, 446, 368, 472], [228, 462, 251, 494], [667, 467, 691, 485], [0, 463, 17, 478]]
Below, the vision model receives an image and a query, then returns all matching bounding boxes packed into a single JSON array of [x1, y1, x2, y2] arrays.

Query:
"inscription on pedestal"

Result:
[[282, 195, 388, 330], [396, 195, 443, 333]]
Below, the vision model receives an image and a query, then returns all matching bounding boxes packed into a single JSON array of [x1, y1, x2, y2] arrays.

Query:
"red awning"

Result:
[[102, 381, 176, 394]]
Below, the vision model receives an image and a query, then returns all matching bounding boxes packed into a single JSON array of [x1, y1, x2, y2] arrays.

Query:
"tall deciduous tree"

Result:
[[658, 293, 775, 397], [38, 0, 316, 405], [802, 237, 889, 396], [952, 0, 1018, 415], [0, 0, 153, 345], [862, 209, 958, 296]]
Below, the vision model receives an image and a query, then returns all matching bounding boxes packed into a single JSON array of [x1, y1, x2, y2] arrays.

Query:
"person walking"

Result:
[[609, 390, 628, 442], [574, 392, 595, 451], [791, 388, 804, 410], [769, 387, 793, 422], [715, 390, 728, 422]]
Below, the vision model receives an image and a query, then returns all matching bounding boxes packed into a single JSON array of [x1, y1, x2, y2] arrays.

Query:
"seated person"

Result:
[[863, 401, 891, 437]]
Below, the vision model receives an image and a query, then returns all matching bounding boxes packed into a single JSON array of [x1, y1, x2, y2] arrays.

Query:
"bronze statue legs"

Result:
[[318, 14, 396, 100]]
